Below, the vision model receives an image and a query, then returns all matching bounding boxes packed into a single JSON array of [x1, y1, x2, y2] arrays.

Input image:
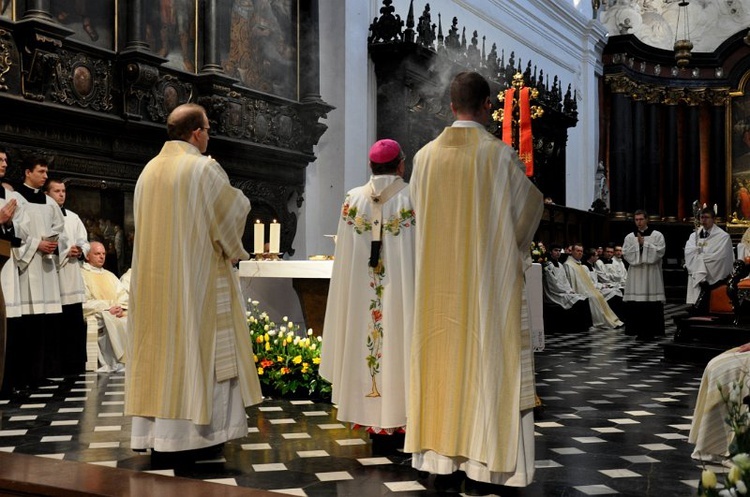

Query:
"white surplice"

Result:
[[320, 174, 415, 432], [0, 190, 31, 318], [585, 262, 621, 301], [621, 229, 666, 302], [7, 192, 67, 316], [564, 258, 623, 329], [56, 208, 88, 306], [543, 261, 586, 310], [684, 226, 734, 304]]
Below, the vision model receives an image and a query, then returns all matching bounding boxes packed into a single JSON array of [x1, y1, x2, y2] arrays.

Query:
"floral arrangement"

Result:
[[698, 377, 750, 496], [530, 241, 547, 264], [248, 299, 331, 400]]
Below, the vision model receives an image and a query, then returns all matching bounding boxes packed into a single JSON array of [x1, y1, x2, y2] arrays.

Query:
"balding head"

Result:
[[87, 241, 106, 268]]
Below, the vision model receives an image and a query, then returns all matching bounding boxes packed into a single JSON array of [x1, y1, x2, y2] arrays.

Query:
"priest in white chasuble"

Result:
[[684, 207, 734, 308], [621, 210, 666, 339], [320, 138, 415, 445], [564, 243, 624, 329], [126, 103, 262, 460], [405, 71, 543, 492], [81, 242, 128, 373]]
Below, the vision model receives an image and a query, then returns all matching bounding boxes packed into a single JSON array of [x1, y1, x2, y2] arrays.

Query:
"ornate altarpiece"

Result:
[[0, 0, 332, 261]]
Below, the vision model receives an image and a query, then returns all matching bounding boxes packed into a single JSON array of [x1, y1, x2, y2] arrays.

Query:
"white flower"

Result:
[[283, 316, 288, 322], [279, 326, 287, 333], [317, 336, 323, 342], [268, 330, 277, 337], [288, 321, 294, 328], [730, 465, 743, 484], [737, 480, 748, 495], [287, 331, 294, 338], [273, 339, 279, 344], [251, 300, 259, 306], [734, 453, 750, 471], [247, 298, 252, 304], [307, 329, 313, 336], [264, 325, 269, 331], [245, 311, 251, 317], [310, 344, 317, 350], [260, 312, 268, 319], [293, 337, 300, 345], [719, 489, 738, 497]]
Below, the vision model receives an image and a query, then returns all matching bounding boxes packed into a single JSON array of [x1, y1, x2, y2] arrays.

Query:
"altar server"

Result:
[[320, 138, 415, 446], [406, 71, 543, 492], [126, 103, 262, 461], [4, 158, 67, 390], [543, 243, 592, 332], [565, 243, 624, 329], [46, 179, 89, 374], [684, 207, 734, 308], [621, 210, 666, 339]]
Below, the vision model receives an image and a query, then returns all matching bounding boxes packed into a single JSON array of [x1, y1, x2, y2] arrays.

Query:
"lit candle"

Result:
[[269, 220, 281, 254], [253, 220, 264, 254]]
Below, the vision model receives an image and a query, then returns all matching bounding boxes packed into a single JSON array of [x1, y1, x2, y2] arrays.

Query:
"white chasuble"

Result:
[[690, 349, 750, 462], [126, 141, 261, 452], [81, 262, 129, 368], [564, 258, 623, 329], [543, 261, 586, 310], [621, 230, 666, 302], [684, 226, 734, 304], [320, 174, 415, 432], [405, 121, 543, 486]]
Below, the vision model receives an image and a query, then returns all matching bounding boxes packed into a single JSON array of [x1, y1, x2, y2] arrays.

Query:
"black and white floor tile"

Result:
[[0, 304, 720, 496]]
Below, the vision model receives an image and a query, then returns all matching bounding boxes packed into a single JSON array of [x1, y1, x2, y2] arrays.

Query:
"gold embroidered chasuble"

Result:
[[405, 123, 543, 476], [125, 141, 261, 425]]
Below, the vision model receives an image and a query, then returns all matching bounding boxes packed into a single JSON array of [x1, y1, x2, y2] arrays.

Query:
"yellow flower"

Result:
[[264, 333, 269, 342], [313, 357, 321, 364], [292, 355, 302, 365], [257, 367, 264, 375], [253, 354, 258, 363], [302, 363, 309, 373], [729, 465, 743, 484], [702, 469, 717, 489], [255, 336, 263, 344], [264, 342, 270, 351], [277, 356, 283, 362]]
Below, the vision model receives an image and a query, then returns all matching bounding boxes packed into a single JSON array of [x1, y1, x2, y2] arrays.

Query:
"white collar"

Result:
[[451, 120, 486, 129]]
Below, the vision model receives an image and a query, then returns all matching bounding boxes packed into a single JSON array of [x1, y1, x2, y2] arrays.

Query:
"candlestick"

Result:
[[253, 220, 264, 254], [269, 220, 281, 254]]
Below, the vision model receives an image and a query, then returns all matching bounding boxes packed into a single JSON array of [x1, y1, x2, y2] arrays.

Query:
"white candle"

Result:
[[269, 220, 281, 254], [253, 220, 264, 254]]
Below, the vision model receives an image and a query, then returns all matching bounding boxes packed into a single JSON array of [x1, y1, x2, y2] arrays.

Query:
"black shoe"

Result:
[[192, 442, 225, 461], [150, 449, 195, 469], [433, 471, 465, 493]]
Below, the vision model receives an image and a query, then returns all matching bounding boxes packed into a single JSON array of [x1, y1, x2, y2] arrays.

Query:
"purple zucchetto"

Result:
[[368, 139, 402, 164]]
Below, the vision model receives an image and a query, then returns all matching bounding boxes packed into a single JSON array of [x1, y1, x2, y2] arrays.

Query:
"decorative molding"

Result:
[[48, 50, 113, 111], [0, 28, 11, 91], [605, 73, 730, 107]]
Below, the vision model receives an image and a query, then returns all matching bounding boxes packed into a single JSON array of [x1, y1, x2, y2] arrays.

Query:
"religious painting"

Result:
[[50, 0, 116, 50], [142, 0, 197, 73], [730, 82, 750, 223], [0, 0, 14, 20], [64, 182, 133, 277], [217, 0, 298, 100]]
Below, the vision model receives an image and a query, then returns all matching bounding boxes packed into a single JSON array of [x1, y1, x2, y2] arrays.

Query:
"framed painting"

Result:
[[730, 76, 750, 223], [50, 0, 116, 50], [142, 0, 197, 73]]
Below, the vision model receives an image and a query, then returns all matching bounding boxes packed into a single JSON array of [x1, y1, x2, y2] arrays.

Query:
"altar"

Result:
[[238, 260, 544, 347], [238, 260, 334, 337]]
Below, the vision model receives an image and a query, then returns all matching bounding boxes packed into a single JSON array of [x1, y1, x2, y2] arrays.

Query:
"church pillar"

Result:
[[632, 97, 645, 211], [684, 98, 702, 219], [663, 100, 679, 220], [645, 100, 660, 218], [22, 0, 52, 21], [709, 91, 728, 218], [123, 0, 148, 50], [300, 0, 323, 101], [200, 0, 222, 73], [609, 91, 633, 216]]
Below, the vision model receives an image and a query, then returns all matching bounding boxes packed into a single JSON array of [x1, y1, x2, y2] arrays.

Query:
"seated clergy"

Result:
[[564, 243, 623, 329], [597, 244, 627, 293], [542, 243, 592, 331], [585, 247, 624, 319], [689, 343, 750, 462], [684, 207, 734, 311], [81, 241, 128, 372]]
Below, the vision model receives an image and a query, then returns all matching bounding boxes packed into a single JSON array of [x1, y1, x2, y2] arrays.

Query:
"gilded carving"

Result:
[[0, 28, 11, 91], [48, 51, 113, 111]]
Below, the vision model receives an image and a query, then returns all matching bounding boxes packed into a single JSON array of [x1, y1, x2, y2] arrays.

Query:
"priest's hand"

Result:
[[738, 343, 750, 353], [108, 305, 125, 318], [68, 245, 82, 258], [38, 240, 57, 254], [0, 198, 16, 225], [637, 234, 644, 246]]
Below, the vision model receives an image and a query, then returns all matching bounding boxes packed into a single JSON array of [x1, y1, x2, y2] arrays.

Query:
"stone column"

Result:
[[609, 90, 633, 216], [200, 0, 223, 73], [22, 0, 53, 21], [299, 0, 322, 102], [684, 98, 701, 218], [124, 0, 149, 51], [662, 97, 679, 220], [645, 101, 660, 218]]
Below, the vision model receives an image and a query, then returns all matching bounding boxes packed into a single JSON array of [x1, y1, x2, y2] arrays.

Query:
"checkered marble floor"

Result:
[[0, 304, 718, 496]]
